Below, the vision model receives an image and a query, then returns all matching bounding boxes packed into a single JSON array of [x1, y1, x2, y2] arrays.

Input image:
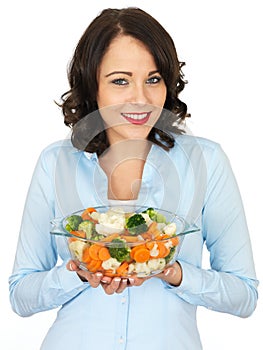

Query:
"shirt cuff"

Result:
[[57, 263, 89, 293], [163, 260, 202, 295]]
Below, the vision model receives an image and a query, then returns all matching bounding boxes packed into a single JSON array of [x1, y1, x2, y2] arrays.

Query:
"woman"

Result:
[[9, 8, 258, 349]]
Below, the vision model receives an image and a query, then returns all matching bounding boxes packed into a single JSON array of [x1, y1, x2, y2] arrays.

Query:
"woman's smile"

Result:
[[121, 111, 152, 125]]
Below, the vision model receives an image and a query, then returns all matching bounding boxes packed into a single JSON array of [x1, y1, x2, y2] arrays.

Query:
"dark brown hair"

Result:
[[60, 7, 190, 155]]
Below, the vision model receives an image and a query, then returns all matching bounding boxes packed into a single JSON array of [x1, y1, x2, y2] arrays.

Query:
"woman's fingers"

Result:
[[66, 260, 79, 271], [67, 259, 150, 293]]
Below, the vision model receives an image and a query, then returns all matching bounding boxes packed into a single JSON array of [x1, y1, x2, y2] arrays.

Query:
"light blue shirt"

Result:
[[9, 135, 258, 350]]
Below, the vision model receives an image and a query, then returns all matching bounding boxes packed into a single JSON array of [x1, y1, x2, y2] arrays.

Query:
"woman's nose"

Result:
[[129, 84, 148, 104]]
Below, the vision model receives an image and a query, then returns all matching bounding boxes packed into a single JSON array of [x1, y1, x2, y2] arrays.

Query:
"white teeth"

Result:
[[122, 113, 148, 120]]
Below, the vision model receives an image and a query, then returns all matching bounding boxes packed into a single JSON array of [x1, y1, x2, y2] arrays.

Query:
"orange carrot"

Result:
[[130, 244, 146, 260], [133, 248, 150, 263], [104, 270, 118, 277], [155, 234, 170, 240], [147, 221, 158, 233], [88, 244, 102, 260], [98, 247, 111, 261], [81, 207, 97, 222], [145, 241, 155, 250], [156, 242, 170, 258], [86, 259, 102, 272], [101, 233, 119, 242], [121, 235, 140, 243], [170, 236, 179, 246], [68, 230, 86, 242], [82, 246, 92, 263], [116, 261, 129, 276]]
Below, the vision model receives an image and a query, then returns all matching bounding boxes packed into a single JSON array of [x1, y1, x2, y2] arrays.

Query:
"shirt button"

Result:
[[121, 297, 126, 304], [119, 337, 124, 344]]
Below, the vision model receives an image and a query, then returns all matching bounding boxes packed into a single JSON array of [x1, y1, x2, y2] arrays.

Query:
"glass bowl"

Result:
[[50, 205, 199, 278]]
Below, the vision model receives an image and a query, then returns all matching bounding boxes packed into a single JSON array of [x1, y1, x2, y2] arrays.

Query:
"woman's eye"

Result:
[[111, 78, 128, 86], [146, 76, 162, 84]]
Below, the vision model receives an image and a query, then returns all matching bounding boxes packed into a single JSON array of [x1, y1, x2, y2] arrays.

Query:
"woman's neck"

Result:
[[99, 139, 152, 200]]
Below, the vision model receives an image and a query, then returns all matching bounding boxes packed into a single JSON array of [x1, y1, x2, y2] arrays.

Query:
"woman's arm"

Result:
[[9, 147, 89, 317], [162, 144, 258, 317]]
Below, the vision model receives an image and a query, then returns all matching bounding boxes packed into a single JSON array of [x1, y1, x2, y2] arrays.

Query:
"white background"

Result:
[[1, 0, 262, 349]]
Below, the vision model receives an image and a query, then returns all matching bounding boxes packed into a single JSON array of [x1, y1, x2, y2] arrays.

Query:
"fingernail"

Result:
[[69, 262, 73, 271], [101, 279, 109, 284], [96, 272, 103, 278], [113, 277, 121, 283], [164, 269, 170, 276], [128, 278, 135, 285]]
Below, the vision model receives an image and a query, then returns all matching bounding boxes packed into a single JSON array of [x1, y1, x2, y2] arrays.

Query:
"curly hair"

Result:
[[60, 7, 190, 155]]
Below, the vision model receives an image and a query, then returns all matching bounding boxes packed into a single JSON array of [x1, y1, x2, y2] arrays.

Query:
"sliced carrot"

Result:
[[155, 234, 170, 240], [146, 221, 157, 234], [156, 242, 170, 258], [88, 244, 102, 260], [100, 233, 119, 242], [81, 207, 97, 222], [170, 236, 179, 246], [121, 235, 140, 243], [86, 259, 102, 272], [140, 232, 153, 240], [68, 230, 86, 243], [145, 241, 155, 250], [104, 269, 118, 277], [116, 261, 129, 276], [82, 246, 92, 263], [130, 244, 146, 260], [98, 246, 111, 261], [133, 248, 151, 263]]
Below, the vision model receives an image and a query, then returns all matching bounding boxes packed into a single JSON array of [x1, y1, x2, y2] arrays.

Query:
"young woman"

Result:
[[9, 8, 258, 349]]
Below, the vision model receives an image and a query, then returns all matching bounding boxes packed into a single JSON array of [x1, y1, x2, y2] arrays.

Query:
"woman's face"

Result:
[[97, 35, 167, 145]]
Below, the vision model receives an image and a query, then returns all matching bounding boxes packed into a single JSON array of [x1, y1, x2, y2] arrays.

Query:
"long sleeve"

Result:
[[165, 143, 258, 317], [9, 145, 89, 317]]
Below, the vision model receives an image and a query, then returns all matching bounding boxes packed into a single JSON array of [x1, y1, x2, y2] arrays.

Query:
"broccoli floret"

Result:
[[143, 208, 167, 223], [108, 238, 131, 262], [91, 232, 105, 241], [78, 220, 95, 239], [65, 214, 83, 231], [125, 213, 148, 235]]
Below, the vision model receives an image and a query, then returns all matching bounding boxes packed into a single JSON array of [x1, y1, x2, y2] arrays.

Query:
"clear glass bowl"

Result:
[[51, 205, 199, 278]]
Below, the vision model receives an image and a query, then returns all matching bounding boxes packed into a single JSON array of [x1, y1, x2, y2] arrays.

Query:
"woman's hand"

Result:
[[156, 261, 182, 286], [66, 260, 139, 294], [66, 260, 182, 294]]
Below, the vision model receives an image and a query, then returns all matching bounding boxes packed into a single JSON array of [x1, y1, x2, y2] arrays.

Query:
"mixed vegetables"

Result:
[[65, 207, 180, 277]]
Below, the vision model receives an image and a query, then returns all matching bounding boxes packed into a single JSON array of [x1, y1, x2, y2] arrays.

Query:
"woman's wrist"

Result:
[[162, 261, 182, 287]]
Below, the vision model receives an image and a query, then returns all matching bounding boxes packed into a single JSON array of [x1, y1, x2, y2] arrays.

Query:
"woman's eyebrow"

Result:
[[105, 70, 160, 78], [105, 71, 132, 77]]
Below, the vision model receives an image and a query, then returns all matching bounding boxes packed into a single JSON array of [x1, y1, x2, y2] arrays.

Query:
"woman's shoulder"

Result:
[[41, 138, 75, 154], [174, 133, 220, 151], [171, 133, 230, 169], [37, 138, 83, 167]]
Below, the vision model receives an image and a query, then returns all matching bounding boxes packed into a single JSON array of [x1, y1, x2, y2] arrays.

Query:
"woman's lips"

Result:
[[121, 112, 151, 125]]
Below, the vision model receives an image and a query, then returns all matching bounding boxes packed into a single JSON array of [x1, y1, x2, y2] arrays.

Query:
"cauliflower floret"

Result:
[[163, 222, 176, 236], [128, 263, 135, 274], [95, 208, 126, 236], [134, 262, 151, 275], [68, 240, 87, 260], [148, 258, 166, 271], [90, 211, 100, 221], [99, 212, 125, 228], [149, 243, 159, 257], [101, 257, 121, 273]]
